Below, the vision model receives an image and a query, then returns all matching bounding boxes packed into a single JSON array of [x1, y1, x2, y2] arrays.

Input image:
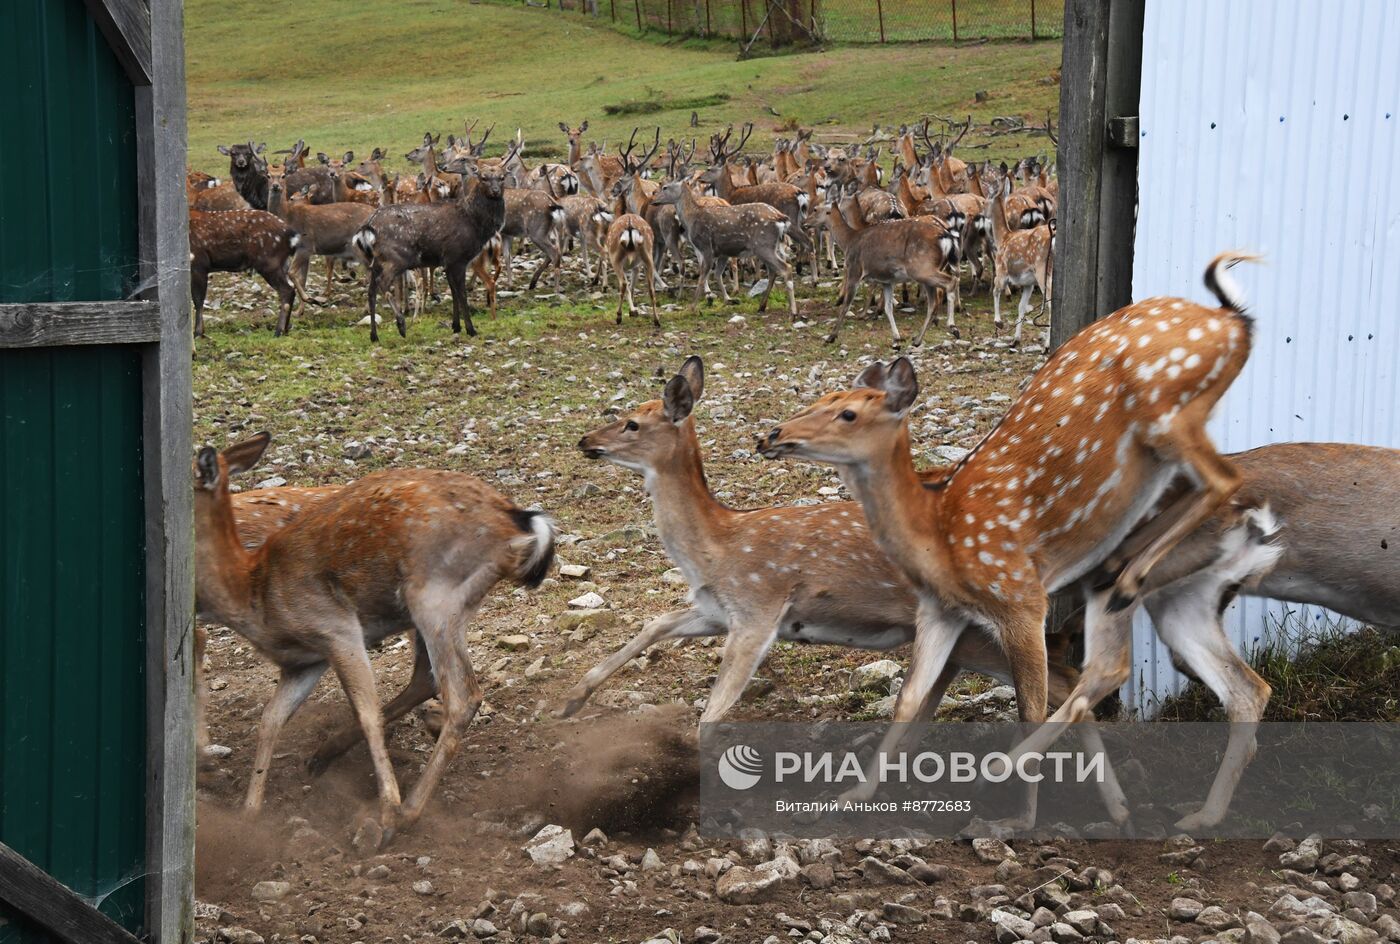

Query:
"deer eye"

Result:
[[839, 409, 858, 422], [625, 420, 640, 432]]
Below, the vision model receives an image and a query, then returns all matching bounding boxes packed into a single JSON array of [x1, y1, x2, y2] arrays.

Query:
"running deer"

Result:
[[650, 177, 797, 318], [759, 253, 1260, 826], [354, 145, 515, 341], [1009, 440, 1400, 830], [566, 358, 1115, 753], [809, 191, 958, 347], [988, 179, 1054, 343], [193, 433, 554, 844], [189, 208, 307, 337]]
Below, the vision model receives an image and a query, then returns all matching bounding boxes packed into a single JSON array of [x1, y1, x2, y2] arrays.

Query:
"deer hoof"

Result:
[[948, 326, 961, 340], [305, 752, 333, 779], [824, 333, 838, 345]]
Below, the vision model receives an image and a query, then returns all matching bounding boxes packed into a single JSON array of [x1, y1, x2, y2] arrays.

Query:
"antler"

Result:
[[732, 122, 754, 155], [946, 115, 971, 151], [1043, 109, 1059, 146], [636, 127, 662, 175]]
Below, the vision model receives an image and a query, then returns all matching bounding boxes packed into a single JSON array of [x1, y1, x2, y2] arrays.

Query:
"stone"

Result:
[[715, 865, 786, 904], [412, 879, 434, 895], [1049, 921, 1084, 943], [801, 862, 836, 889], [991, 908, 1037, 944], [568, 591, 606, 609], [250, 881, 291, 902], [1317, 915, 1380, 944], [1270, 895, 1334, 920], [860, 856, 916, 885], [555, 608, 619, 634], [1242, 912, 1281, 944], [738, 828, 772, 861], [1370, 914, 1400, 941], [1280, 834, 1323, 871], [850, 660, 904, 693], [558, 563, 591, 579], [216, 929, 265, 944], [582, 827, 608, 846], [882, 902, 926, 925], [470, 918, 499, 938], [1197, 907, 1242, 932], [641, 848, 664, 871], [1169, 898, 1205, 921], [365, 864, 390, 880], [1341, 892, 1377, 915], [497, 634, 531, 651], [523, 825, 575, 866], [1062, 910, 1098, 934], [525, 913, 553, 936], [1278, 930, 1330, 944], [973, 837, 1016, 863], [1264, 833, 1296, 854]]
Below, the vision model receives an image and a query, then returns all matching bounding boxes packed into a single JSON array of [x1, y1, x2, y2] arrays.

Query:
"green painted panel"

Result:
[[0, 1, 148, 942], [0, 0, 140, 305], [0, 347, 148, 941]]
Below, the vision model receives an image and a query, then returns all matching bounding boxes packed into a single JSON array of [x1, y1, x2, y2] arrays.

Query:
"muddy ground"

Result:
[[191, 259, 1400, 944]]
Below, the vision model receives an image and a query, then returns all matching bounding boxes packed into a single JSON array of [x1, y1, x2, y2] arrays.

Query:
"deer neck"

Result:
[[568, 139, 582, 167], [841, 425, 953, 592], [642, 426, 732, 581], [194, 497, 260, 631], [709, 166, 735, 199]]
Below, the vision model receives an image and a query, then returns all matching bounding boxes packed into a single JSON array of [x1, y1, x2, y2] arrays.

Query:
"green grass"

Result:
[[186, 0, 1061, 175]]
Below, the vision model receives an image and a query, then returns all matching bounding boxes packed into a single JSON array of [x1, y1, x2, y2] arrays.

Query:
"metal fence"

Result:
[[511, 0, 1063, 46]]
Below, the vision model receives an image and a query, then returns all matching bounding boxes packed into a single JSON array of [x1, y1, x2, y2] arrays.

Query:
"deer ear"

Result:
[[662, 375, 695, 423], [580, 120, 588, 132], [217, 144, 230, 155], [195, 447, 221, 490], [254, 143, 266, 154], [222, 432, 271, 476], [344, 151, 354, 163], [883, 358, 919, 415], [677, 356, 705, 402], [558, 122, 570, 134], [853, 360, 887, 390]]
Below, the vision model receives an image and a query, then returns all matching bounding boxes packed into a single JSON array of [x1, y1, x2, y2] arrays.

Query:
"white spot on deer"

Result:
[[1169, 347, 1186, 362], [1184, 352, 1202, 369]]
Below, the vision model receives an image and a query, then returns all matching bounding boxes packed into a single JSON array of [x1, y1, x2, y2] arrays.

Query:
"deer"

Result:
[[758, 253, 1261, 828], [498, 188, 566, 292], [988, 180, 1054, 344], [577, 141, 626, 197], [650, 177, 797, 319], [353, 144, 515, 341], [217, 141, 270, 209], [193, 433, 555, 844], [557, 193, 613, 282], [265, 166, 376, 308], [188, 207, 308, 337], [809, 191, 958, 347], [559, 119, 590, 168], [187, 170, 250, 211], [701, 123, 816, 282], [600, 138, 663, 327]]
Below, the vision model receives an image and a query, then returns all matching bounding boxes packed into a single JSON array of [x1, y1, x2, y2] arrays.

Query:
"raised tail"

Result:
[[1203, 251, 1263, 313], [507, 508, 556, 588], [352, 225, 377, 266]]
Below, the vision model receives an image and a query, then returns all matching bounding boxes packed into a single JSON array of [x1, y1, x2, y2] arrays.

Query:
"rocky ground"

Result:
[[191, 257, 1400, 944]]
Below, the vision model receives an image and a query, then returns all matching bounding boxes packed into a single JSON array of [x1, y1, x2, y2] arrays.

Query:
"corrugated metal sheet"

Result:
[[1125, 0, 1400, 712], [0, 1, 148, 941]]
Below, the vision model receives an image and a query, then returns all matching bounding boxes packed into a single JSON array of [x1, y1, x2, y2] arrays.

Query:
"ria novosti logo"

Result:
[[717, 745, 764, 790]]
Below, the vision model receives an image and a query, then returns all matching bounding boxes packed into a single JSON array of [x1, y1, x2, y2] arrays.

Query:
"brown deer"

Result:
[[650, 178, 797, 318], [988, 180, 1054, 343], [266, 166, 375, 306], [809, 192, 958, 347], [187, 170, 250, 211], [188, 207, 307, 337], [193, 433, 555, 844], [602, 165, 663, 327], [354, 146, 515, 341], [559, 119, 589, 168], [759, 253, 1260, 826]]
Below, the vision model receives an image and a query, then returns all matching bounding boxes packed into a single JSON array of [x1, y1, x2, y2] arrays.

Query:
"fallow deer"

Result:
[[701, 124, 815, 281], [759, 253, 1261, 826], [559, 119, 589, 168], [188, 207, 306, 337], [194, 434, 554, 843], [988, 180, 1054, 343]]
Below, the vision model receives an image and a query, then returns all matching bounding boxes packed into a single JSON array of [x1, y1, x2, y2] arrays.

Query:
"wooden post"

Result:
[[666, 0, 672, 32], [1031, 0, 1037, 39], [741, 0, 748, 38], [635, 0, 643, 29], [705, 0, 710, 34], [611, 0, 616, 20], [951, 0, 958, 41], [876, 0, 885, 42]]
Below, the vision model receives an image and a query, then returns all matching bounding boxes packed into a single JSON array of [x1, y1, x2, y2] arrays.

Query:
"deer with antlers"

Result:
[[354, 143, 516, 341], [599, 130, 664, 327], [193, 433, 554, 844], [759, 253, 1260, 825]]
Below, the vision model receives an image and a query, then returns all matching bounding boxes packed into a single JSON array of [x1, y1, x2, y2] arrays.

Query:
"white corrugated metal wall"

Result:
[[1124, 0, 1400, 712]]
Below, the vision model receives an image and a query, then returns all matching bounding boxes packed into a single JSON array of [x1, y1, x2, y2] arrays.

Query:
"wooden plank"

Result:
[[82, 0, 153, 86], [1049, 0, 1111, 350], [0, 842, 143, 944], [139, 0, 195, 939], [1096, 0, 1145, 316], [0, 301, 159, 348]]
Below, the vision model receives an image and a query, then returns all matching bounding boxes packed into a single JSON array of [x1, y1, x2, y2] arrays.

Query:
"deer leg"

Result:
[[913, 272, 952, 347], [693, 255, 712, 310], [1149, 579, 1272, 831], [1013, 283, 1034, 344], [244, 662, 328, 813], [366, 265, 382, 343], [700, 618, 782, 723], [445, 264, 477, 337], [642, 251, 663, 328], [323, 256, 335, 293], [558, 609, 716, 717], [826, 272, 860, 344], [1111, 427, 1242, 610], [326, 641, 402, 842], [843, 600, 969, 802], [264, 266, 297, 338], [306, 631, 435, 776], [195, 624, 211, 761], [191, 269, 209, 338], [881, 283, 901, 346]]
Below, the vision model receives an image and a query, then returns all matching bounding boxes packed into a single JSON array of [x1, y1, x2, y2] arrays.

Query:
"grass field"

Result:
[[186, 0, 1061, 174]]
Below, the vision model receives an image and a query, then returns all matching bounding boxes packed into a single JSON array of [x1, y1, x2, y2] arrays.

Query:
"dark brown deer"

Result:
[[193, 433, 554, 845], [354, 146, 515, 341], [266, 166, 375, 305], [217, 141, 270, 209], [188, 207, 306, 337]]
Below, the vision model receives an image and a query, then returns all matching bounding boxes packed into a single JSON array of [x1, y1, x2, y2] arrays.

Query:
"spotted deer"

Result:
[[566, 355, 1124, 804], [701, 125, 815, 282], [188, 208, 307, 337], [266, 165, 375, 308], [193, 433, 554, 844], [650, 178, 797, 318], [989, 179, 1054, 343], [759, 253, 1260, 827], [599, 141, 663, 327]]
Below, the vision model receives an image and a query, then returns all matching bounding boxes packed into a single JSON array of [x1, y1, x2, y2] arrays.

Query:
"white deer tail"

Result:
[[1204, 251, 1263, 313]]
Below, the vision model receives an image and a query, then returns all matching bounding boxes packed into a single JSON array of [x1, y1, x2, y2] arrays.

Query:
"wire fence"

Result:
[[511, 0, 1063, 46]]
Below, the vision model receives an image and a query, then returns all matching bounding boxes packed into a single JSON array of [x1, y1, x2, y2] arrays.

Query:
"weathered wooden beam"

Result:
[[0, 842, 144, 944], [139, 0, 196, 940], [82, 0, 153, 86], [0, 301, 160, 348]]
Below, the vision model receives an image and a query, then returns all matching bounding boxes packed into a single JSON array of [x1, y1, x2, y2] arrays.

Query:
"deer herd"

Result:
[[188, 117, 1057, 344], [191, 120, 1397, 849]]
